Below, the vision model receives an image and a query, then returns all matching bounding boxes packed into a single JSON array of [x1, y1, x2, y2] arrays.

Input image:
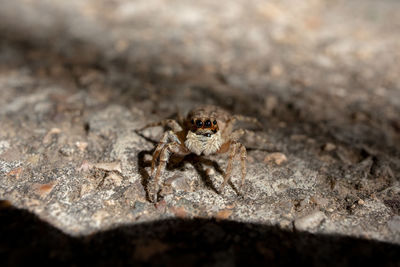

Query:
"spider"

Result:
[[139, 105, 261, 202]]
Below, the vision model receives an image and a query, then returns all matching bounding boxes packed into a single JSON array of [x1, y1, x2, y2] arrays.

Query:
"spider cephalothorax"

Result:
[[189, 118, 219, 134], [139, 105, 260, 202]]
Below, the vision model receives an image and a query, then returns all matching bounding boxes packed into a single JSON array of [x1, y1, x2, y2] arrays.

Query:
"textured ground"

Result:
[[0, 0, 400, 265]]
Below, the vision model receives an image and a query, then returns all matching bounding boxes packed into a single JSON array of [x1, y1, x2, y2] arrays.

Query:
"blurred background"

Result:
[[1, 0, 399, 121], [1, 0, 400, 265]]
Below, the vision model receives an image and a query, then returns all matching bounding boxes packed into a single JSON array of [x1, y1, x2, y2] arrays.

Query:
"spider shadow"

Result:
[[137, 149, 239, 202]]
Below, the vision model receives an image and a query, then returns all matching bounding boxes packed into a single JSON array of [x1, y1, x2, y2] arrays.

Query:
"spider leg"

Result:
[[151, 142, 189, 203], [151, 130, 181, 173], [238, 144, 247, 190], [220, 142, 237, 190], [218, 141, 247, 193], [139, 119, 183, 132]]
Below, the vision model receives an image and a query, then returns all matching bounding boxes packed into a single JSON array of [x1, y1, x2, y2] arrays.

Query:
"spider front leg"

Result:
[[218, 141, 247, 193], [151, 130, 182, 173], [151, 141, 189, 203]]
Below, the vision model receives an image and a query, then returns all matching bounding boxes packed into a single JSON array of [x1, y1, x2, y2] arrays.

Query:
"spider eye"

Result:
[[213, 120, 217, 125], [195, 120, 203, 127], [204, 120, 211, 127], [191, 119, 194, 125]]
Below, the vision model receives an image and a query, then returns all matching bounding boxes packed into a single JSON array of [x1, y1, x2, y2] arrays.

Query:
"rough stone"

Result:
[[388, 216, 400, 234], [294, 211, 327, 232], [0, 0, 400, 264]]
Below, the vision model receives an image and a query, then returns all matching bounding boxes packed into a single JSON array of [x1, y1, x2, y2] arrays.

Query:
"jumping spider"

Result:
[[139, 105, 261, 202]]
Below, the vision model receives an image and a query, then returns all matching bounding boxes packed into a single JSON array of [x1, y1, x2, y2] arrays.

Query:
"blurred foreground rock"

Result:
[[0, 0, 400, 264]]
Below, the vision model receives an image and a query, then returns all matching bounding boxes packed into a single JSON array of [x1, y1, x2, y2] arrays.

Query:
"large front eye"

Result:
[[195, 120, 203, 127], [204, 120, 211, 127]]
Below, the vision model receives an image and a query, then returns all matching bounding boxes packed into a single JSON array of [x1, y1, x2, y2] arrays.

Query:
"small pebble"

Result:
[[0, 140, 10, 154], [33, 182, 57, 198], [75, 141, 88, 152], [170, 206, 188, 218], [206, 168, 215, 176], [216, 209, 233, 221], [294, 211, 326, 231], [59, 145, 74, 156], [264, 152, 288, 165], [279, 219, 292, 230], [7, 167, 23, 179], [323, 143, 336, 152]]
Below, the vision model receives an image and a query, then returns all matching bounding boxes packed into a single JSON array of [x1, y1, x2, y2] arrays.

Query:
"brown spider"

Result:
[[139, 105, 260, 202]]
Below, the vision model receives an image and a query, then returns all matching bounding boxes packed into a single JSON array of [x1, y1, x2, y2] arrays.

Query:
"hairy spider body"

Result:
[[185, 130, 222, 155], [140, 105, 260, 202]]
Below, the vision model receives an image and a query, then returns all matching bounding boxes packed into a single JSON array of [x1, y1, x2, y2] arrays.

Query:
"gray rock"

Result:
[[0, 0, 400, 251], [388, 216, 400, 234], [294, 211, 327, 232]]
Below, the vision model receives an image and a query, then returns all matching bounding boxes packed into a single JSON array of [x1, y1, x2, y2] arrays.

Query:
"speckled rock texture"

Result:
[[0, 0, 400, 265]]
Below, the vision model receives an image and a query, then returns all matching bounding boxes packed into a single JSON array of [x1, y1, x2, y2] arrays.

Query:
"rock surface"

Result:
[[0, 0, 400, 264]]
